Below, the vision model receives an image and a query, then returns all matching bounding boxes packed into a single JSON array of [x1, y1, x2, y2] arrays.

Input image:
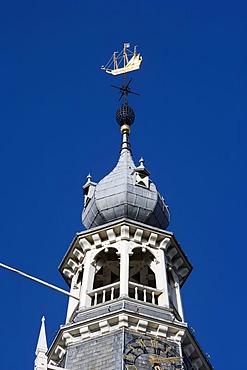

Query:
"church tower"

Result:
[[35, 45, 213, 370]]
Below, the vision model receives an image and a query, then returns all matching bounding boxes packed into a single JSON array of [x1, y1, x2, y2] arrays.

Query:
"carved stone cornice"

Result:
[[59, 218, 192, 287]]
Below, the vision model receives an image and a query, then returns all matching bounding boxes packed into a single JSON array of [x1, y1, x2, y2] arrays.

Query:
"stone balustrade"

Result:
[[87, 281, 162, 307]]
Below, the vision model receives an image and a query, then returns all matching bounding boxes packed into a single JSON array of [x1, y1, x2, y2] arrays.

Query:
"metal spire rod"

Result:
[[0, 262, 79, 300], [123, 43, 127, 104]]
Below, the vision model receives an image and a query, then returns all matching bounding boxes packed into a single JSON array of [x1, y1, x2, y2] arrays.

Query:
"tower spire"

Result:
[[34, 316, 48, 370], [43, 44, 213, 370]]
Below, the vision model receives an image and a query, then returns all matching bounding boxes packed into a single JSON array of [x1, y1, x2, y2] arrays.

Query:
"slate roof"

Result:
[[82, 145, 170, 230]]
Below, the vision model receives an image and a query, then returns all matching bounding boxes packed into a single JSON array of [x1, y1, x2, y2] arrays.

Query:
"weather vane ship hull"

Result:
[[101, 43, 142, 76]]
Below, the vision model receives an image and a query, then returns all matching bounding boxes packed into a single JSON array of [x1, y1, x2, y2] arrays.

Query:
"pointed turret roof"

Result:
[[35, 316, 48, 356]]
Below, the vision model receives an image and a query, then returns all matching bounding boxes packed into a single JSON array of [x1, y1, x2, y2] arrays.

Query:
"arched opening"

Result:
[[93, 248, 120, 288], [90, 248, 120, 305], [129, 247, 157, 304]]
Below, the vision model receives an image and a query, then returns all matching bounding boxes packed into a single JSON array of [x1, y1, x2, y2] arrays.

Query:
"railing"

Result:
[[87, 282, 120, 306], [129, 282, 162, 305], [87, 281, 162, 307]]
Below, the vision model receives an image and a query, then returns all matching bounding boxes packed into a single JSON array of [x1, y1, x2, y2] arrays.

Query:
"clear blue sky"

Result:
[[0, 1, 246, 369]]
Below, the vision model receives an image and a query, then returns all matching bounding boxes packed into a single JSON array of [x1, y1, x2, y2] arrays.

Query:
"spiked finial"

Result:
[[139, 157, 145, 167], [86, 173, 92, 183]]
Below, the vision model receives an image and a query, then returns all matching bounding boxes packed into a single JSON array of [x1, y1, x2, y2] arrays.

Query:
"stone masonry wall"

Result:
[[64, 329, 124, 370]]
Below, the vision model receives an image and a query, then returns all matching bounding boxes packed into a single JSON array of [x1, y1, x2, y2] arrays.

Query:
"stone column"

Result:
[[155, 237, 171, 306], [79, 250, 95, 309], [154, 249, 169, 306], [173, 276, 184, 322], [119, 241, 130, 297], [65, 273, 80, 323]]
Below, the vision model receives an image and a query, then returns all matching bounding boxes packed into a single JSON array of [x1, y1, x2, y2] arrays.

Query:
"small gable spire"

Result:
[[34, 316, 48, 370]]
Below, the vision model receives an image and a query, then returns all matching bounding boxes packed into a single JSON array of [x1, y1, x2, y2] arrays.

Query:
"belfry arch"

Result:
[[93, 247, 120, 289], [89, 247, 120, 306], [129, 247, 156, 288]]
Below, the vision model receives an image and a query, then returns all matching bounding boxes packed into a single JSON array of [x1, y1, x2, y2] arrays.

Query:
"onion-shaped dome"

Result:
[[82, 124, 170, 230]]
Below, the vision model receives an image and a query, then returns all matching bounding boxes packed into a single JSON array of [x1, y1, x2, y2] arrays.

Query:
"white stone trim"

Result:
[[73, 248, 84, 262], [79, 237, 91, 252], [120, 225, 129, 240], [106, 228, 116, 243], [147, 232, 158, 247], [133, 228, 143, 243], [137, 319, 148, 332], [54, 345, 66, 359], [99, 320, 111, 334]]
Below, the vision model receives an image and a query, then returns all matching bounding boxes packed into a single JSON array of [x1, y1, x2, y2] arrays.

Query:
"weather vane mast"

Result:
[[101, 43, 143, 147]]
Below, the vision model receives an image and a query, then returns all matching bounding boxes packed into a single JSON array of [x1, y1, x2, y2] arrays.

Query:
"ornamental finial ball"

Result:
[[116, 103, 135, 127], [120, 124, 130, 134]]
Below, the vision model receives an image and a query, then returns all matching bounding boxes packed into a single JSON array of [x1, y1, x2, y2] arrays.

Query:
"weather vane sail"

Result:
[[101, 43, 142, 75], [101, 43, 142, 105]]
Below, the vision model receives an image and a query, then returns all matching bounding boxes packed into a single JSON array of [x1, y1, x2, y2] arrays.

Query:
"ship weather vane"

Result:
[[101, 43, 142, 103]]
